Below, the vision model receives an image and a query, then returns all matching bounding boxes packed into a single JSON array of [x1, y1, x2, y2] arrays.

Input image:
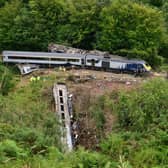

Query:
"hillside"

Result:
[[0, 0, 168, 167], [0, 62, 167, 167]]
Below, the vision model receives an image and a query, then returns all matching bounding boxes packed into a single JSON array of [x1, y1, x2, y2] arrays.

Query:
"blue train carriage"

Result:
[[110, 59, 151, 73], [85, 54, 151, 73], [125, 60, 151, 73]]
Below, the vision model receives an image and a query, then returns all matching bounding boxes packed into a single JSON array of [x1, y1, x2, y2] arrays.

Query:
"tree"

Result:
[[0, 0, 67, 51], [56, 0, 109, 49], [96, 0, 165, 65], [0, 0, 22, 51]]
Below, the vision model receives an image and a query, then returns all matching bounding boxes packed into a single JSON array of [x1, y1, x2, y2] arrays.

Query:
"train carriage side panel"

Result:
[[85, 55, 103, 68], [2, 51, 84, 66], [110, 60, 127, 70]]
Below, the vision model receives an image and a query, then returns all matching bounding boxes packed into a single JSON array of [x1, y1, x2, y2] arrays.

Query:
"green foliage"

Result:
[[0, 139, 27, 162], [0, 73, 167, 167], [98, 79, 168, 167], [0, 77, 61, 158], [90, 104, 106, 131], [116, 78, 168, 131], [96, 0, 165, 66], [56, 0, 106, 49], [0, 63, 15, 95], [0, 0, 10, 8], [0, 0, 68, 51], [100, 133, 124, 159]]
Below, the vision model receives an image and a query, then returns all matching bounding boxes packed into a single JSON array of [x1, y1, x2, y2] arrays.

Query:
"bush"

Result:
[[116, 79, 168, 131], [0, 63, 15, 95], [0, 140, 27, 162], [100, 134, 124, 159], [90, 105, 105, 131]]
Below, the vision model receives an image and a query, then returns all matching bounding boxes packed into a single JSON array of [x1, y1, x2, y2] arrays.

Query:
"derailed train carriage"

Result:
[[2, 51, 151, 74]]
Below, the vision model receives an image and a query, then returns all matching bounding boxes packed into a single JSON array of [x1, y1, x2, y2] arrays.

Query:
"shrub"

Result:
[[116, 79, 168, 131], [0, 139, 27, 162], [0, 63, 15, 95], [100, 134, 124, 159]]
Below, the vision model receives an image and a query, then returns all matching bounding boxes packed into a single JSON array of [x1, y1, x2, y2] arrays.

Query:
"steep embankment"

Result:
[[0, 66, 167, 167]]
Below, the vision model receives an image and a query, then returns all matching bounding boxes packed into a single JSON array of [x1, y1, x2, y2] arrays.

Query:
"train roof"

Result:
[[3, 51, 85, 58], [87, 54, 146, 64], [111, 59, 146, 64], [3, 51, 147, 64]]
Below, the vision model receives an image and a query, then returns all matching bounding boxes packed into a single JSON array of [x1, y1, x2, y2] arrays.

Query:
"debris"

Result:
[[48, 43, 127, 61], [126, 81, 131, 85], [17, 64, 39, 75], [48, 43, 109, 56]]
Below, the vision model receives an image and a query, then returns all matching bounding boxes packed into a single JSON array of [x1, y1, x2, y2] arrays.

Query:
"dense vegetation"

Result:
[[0, 0, 168, 66]]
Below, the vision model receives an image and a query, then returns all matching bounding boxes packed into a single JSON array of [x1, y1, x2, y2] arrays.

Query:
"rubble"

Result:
[[48, 43, 114, 57], [48, 43, 132, 62]]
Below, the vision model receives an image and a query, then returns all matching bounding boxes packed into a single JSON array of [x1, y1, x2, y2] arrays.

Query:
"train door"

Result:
[[91, 59, 95, 67], [102, 61, 110, 70], [81, 58, 85, 68]]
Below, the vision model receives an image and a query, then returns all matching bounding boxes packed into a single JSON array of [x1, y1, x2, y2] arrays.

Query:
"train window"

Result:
[[61, 113, 65, 119], [87, 59, 99, 63], [138, 64, 143, 68], [81, 59, 85, 65], [60, 97, 64, 103], [104, 56, 110, 59], [145, 63, 150, 67], [61, 105, 64, 111], [67, 59, 79, 62], [50, 58, 66, 61], [126, 64, 138, 70], [59, 90, 63, 96], [8, 56, 49, 60]]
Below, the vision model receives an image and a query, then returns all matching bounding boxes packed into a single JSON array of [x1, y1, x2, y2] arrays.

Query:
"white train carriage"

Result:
[[85, 54, 103, 68], [110, 60, 126, 70], [85, 55, 128, 71], [2, 51, 85, 66]]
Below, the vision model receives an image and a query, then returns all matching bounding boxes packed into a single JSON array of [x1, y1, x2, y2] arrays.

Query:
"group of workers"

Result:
[[30, 76, 40, 82], [30, 66, 67, 82]]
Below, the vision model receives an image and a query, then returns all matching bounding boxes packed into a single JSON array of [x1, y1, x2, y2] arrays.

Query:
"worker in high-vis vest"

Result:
[[30, 76, 40, 82], [59, 66, 62, 71], [63, 67, 66, 72], [30, 76, 36, 82], [37, 76, 40, 81]]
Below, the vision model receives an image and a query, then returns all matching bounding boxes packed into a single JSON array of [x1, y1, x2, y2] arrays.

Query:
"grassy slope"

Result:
[[0, 64, 167, 167]]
